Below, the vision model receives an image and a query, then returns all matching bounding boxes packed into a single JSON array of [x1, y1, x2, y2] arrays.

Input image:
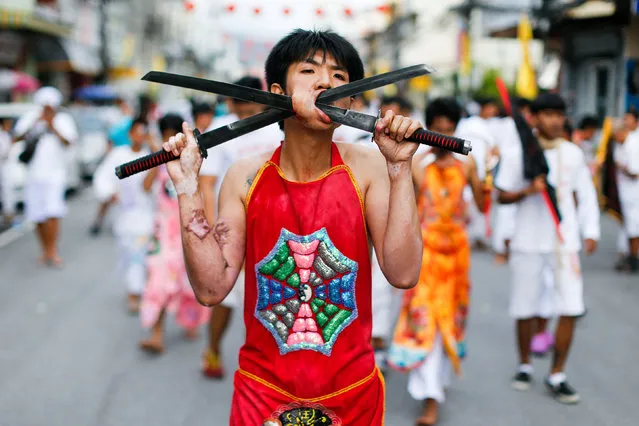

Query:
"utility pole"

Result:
[[97, 0, 110, 84]]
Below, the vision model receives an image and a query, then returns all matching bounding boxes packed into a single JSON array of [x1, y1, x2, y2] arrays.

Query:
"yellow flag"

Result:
[[596, 117, 613, 164], [460, 31, 471, 77], [516, 14, 537, 99]]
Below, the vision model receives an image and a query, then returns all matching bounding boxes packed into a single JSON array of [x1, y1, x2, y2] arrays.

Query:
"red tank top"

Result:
[[239, 142, 374, 399]]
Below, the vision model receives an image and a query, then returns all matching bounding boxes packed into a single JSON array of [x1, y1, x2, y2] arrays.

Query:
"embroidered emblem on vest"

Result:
[[255, 228, 358, 356], [263, 402, 342, 425]]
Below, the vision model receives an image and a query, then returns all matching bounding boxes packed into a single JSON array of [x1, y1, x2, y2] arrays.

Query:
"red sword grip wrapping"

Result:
[[407, 129, 469, 155], [114, 129, 204, 179], [115, 149, 178, 179]]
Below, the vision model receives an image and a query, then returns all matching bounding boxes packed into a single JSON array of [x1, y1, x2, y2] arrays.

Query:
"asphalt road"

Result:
[[0, 189, 637, 426]]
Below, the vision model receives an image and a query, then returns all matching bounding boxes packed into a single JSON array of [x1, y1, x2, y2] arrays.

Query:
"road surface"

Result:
[[0, 189, 637, 426]]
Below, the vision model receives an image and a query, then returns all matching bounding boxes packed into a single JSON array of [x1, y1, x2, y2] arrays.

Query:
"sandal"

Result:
[[139, 339, 164, 354], [202, 349, 224, 379], [415, 417, 435, 426]]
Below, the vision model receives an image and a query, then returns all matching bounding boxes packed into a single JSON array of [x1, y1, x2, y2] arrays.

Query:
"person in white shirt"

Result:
[[93, 117, 155, 312], [0, 117, 13, 224], [490, 98, 535, 265], [495, 93, 600, 404], [199, 76, 283, 379], [455, 115, 495, 250], [623, 108, 638, 136], [612, 110, 639, 268], [612, 119, 639, 273], [13, 87, 78, 267], [367, 95, 417, 372]]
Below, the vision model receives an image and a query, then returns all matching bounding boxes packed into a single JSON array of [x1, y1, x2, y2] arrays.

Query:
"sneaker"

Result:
[[511, 371, 532, 391], [545, 378, 581, 404]]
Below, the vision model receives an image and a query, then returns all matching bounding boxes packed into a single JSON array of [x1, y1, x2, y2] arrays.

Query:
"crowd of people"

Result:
[[1, 28, 638, 426]]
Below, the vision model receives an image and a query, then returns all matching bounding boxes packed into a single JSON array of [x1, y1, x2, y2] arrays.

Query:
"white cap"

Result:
[[33, 86, 63, 108]]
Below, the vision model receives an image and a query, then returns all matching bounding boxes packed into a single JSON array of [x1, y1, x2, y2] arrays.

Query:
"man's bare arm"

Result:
[[163, 123, 245, 306], [179, 166, 245, 306], [497, 176, 545, 204], [464, 156, 486, 211], [365, 152, 422, 289], [198, 175, 218, 225]]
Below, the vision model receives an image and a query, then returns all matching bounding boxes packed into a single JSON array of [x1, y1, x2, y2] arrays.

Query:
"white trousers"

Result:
[[371, 249, 394, 339], [24, 179, 66, 223], [618, 229, 629, 255], [407, 333, 452, 403], [509, 252, 585, 319], [620, 195, 639, 238], [116, 234, 149, 295], [538, 265, 556, 319]]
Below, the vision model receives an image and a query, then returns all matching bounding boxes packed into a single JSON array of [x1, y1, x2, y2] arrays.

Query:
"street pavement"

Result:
[[0, 188, 638, 426]]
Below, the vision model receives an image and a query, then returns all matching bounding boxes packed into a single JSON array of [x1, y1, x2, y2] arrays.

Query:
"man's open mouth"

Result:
[[314, 90, 332, 124]]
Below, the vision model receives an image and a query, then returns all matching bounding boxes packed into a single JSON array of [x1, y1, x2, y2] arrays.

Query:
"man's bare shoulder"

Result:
[[337, 142, 384, 171], [225, 151, 273, 196]]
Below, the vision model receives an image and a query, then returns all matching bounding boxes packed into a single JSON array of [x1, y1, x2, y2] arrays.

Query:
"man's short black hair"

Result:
[[476, 96, 498, 107], [265, 29, 365, 91], [626, 107, 639, 119], [425, 98, 462, 128], [381, 95, 413, 112], [192, 102, 213, 118], [564, 119, 574, 137], [159, 113, 184, 135], [578, 115, 599, 130], [232, 76, 264, 104], [531, 93, 566, 114], [514, 96, 532, 110]]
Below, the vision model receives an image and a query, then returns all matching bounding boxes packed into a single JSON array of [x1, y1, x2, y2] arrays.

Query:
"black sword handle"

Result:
[[406, 129, 472, 155], [115, 129, 206, 179]]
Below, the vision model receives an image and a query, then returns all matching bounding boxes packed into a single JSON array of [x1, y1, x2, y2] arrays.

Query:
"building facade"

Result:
[[558, 0, 635, 120], [0, 0, 102, 100]]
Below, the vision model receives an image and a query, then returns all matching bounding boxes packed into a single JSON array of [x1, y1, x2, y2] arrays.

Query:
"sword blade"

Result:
[[197, 108, 292, 151], [142, 64, 436, 111], [317, 104, 377, 132], [142, 72, 293, 111], [317, 64, 435, 103]]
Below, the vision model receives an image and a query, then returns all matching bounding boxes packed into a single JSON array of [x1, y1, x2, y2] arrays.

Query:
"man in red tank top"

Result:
[[161, 29, 425, 425]]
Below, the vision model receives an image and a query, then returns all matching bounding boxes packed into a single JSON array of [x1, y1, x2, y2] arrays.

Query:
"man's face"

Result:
[[582, 127, 597, 141], [194, 112, 213, 132], [624, 113, 638, 131], [429, 116, 456, 137], [613, 128, 629, 144], [42, 105, 56, 121], [534, 110, 565, 139], [381, 102, 401, 116], [233, 101, 265, 120], [129, 123, 147, 147], [482, 103, 499, 119], [275, 51, 351, 130]]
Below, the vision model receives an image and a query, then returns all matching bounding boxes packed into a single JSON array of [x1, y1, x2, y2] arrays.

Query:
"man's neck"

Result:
[[537, 133, 563, 150], [279, 122, 334, 182]]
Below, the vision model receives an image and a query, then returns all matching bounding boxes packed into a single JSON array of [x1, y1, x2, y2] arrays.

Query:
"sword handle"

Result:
[[407, 129, 472, 155], [114, 129, 206, 179]]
